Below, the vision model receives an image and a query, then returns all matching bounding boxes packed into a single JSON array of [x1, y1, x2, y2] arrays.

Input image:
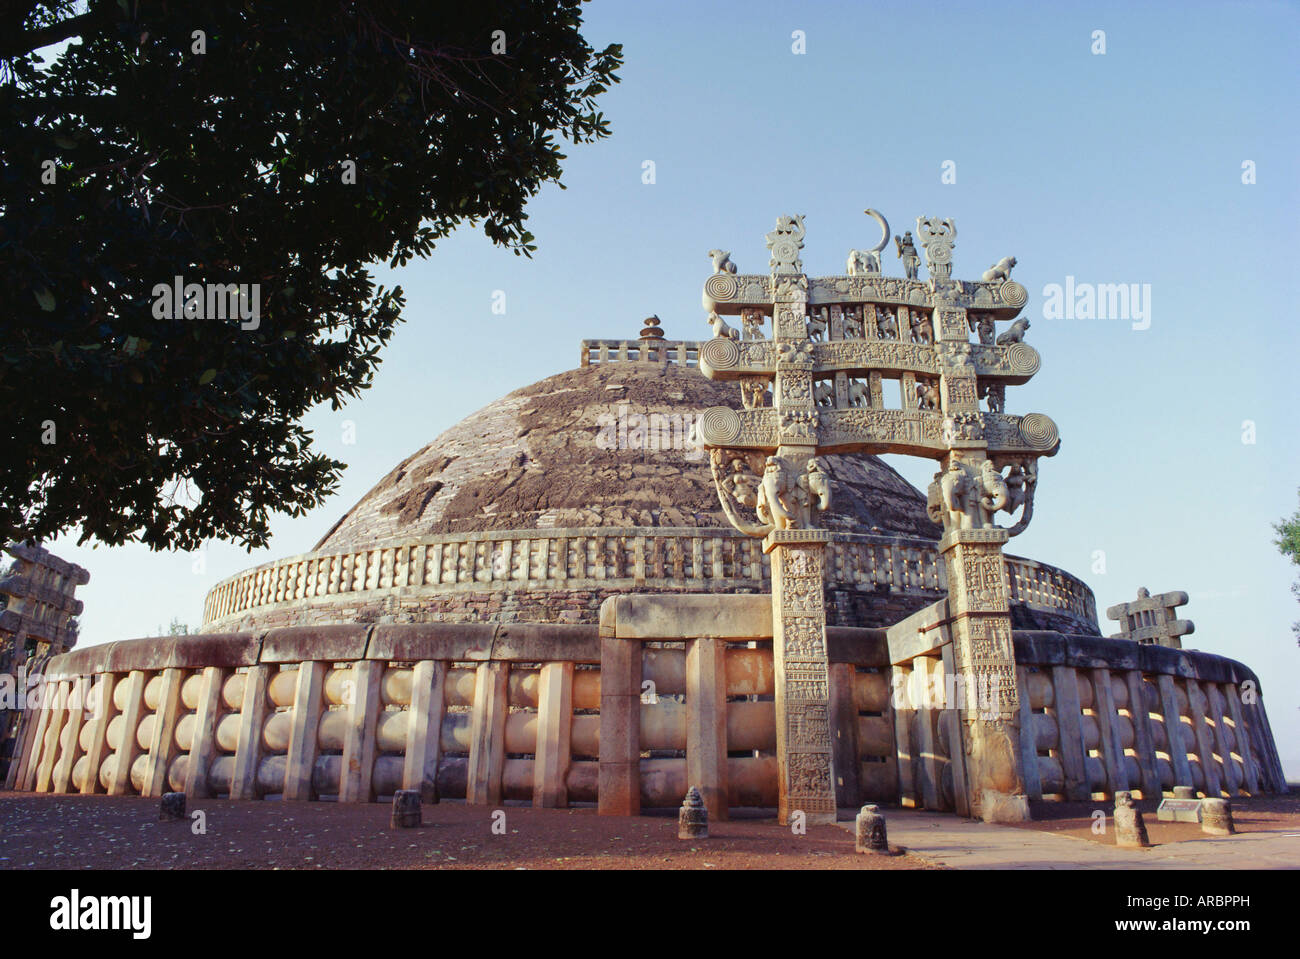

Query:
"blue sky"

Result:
[[48, 0, 1300, 774]]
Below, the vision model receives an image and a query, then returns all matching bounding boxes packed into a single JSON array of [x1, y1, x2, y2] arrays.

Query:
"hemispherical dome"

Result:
[[314, 359, 939, 552]]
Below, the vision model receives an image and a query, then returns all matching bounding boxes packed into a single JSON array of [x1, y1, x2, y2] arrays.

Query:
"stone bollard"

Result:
[[1173, 785, 1197, 800], [159, 792, 186, 822], [391, 790, 421, 829], [855, 804, 889, 854], [678, 786, 708, 840], [1114, 791, 1150, 848], [1201, 798, 1235, 836]]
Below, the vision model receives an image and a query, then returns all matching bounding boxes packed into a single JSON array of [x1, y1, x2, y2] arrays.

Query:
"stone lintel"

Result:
[[763, 529, 834, 554]]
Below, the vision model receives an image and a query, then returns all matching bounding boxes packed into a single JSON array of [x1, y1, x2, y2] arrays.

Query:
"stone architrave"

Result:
[[695, 211, 1053, 822], [1106, 588, 1194, 648]]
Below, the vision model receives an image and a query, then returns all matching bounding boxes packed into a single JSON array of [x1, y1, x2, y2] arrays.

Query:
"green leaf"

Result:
[[34, 288, 56, 311], [198, 369, 217, 385]]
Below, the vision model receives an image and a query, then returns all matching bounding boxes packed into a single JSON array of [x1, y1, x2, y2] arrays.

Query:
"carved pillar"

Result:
[[767, 529, 837, 825], [940, 527, 1029, 821]]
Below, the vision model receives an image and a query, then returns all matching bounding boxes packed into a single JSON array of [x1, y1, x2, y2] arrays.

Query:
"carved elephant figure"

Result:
[[800, 458, 832, 516], [938, 461, 980, 530], [847, 378, 870, 408], [977, 460, 1010, 527], [813, 381, 834, 408], [756, 457, 800, 530]]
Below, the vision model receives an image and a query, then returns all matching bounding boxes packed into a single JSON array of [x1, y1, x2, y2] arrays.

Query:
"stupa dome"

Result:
[[201, 339, 1098, 634], [313, 359, 938, 552]]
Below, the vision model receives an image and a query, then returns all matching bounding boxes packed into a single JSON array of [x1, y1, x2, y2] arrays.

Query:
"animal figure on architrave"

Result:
[[976, 460, 1010, 527], [806, 310, 829, 342], [847, 378, 870, 408], [911, 312, 934, 344], [843, 309, 864, 339], [916, 380, 940, 411], [706, 310, 740, 340], [709, 249, 738, 274], [925, 471, 946, 527], [981, 256, 1017, 283], [875, 307, 898, 340], [813, 381, 834, 408], [847, 249, 870, 276], [995, 318, 1029, 346]]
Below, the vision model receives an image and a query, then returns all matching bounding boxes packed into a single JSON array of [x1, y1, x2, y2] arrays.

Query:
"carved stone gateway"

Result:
[[696, 210, 1059, 822]]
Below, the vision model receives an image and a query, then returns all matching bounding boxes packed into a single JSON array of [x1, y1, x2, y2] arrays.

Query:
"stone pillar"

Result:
[[1015, 666, 1043, 801], [228, 665, 271, 801], [403, 660, 446, 803], [52, 675, 90, 794], [108, 670, 149, 796], [467, 661, 509, 806], [1156, 674, 1194, 791], [185, 666, 227, 799], [686, 637, 729, 821], [143, 667, 186, 797], [598, 635, 641, 816], [1091, 668, 1129, 797], [766, 529, 837, 825], [339, 659, 384, 803], [282, 662, 326, 801], [940, 528, 1029, 821], [533, 660, 574, 808], [828, 662, 863, 809], [80, 673, 118, 795], [1124, 671, 1162, 799]]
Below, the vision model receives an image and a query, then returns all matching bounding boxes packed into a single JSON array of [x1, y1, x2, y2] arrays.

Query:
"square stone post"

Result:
[[766, 528, 837, 825], [686, 637, 729, 820], [939, 527, 1030, 821]]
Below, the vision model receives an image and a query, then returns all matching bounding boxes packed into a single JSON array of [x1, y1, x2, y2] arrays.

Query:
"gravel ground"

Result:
[[0, 792, 937, 870]]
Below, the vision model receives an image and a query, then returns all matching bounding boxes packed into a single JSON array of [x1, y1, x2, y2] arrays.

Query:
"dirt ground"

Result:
[[0, 792, 936, 870], [1011, 793, 1300, 847]]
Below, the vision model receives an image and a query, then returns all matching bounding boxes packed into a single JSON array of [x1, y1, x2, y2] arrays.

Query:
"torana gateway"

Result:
[[8, 211, 1288, 822]]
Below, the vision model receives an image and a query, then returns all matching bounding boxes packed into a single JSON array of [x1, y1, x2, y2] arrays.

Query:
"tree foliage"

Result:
[[0, 1, 621, 550], [1273, 490, 1300, 643]]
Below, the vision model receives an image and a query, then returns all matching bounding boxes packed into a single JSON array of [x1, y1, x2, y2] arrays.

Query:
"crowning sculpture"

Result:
[[697, 208, 1059, 822]]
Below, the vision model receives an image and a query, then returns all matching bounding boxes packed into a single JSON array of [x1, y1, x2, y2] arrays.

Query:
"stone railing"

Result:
[[580, 339, 703, 368], [11, 598, 1285, 810], [887, 630, 1289, 813], [200, 528, 1099, 634]]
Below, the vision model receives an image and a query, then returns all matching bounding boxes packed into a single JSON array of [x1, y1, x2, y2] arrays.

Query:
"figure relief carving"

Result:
[[916, 378, 941, 411], [910, 311, 934, 344], [972, 314, 996, 346], [776, 340, 814, 367], [894, 230, 921, 280], [841, 307, 864, 339], [740, 308, 765, 340], [875, 306, 898, 340], [739, 376, 769, 410], [708, 249, 738, 275], [848, 208, 891, 277], [813, 380, 834, 408], [979, 381, 1006, 413], [780, 369, 812, 404], [847, 378, 871, 408], [806, 308, 829, 342]]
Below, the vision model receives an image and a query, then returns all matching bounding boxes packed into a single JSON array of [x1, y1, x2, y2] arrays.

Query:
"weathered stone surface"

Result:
[[855, 803, 889, 853], [678, 785, 708, 839], [390, 789, 421, 829], [1201, 798, 1234, 836], [159, 792, 186, 821], [1114, 791, 1150, 847]]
